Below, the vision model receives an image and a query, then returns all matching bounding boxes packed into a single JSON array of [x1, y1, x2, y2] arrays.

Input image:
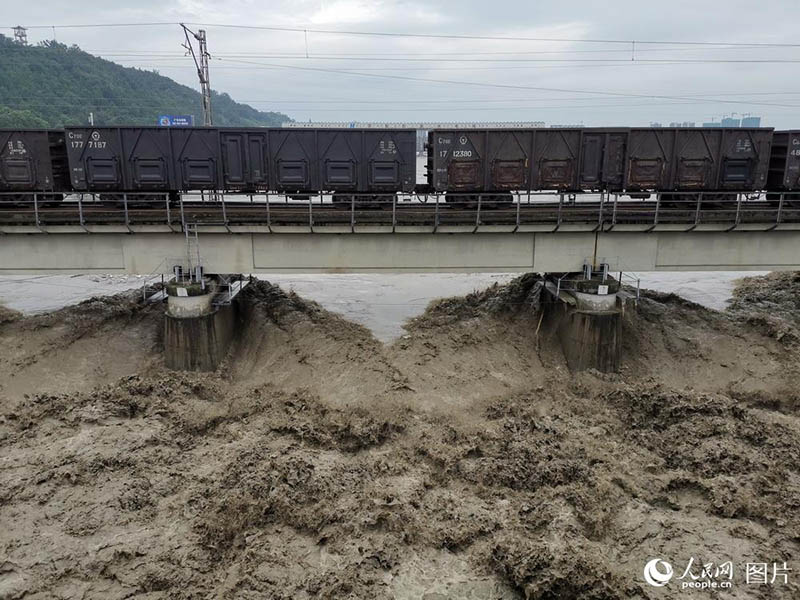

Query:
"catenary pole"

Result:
[[181, 24, 212, 126]]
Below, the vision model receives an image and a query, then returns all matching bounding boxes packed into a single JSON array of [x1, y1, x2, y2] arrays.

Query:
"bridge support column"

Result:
[[544, 274, 622, 373], [163, 275, 239, 371]]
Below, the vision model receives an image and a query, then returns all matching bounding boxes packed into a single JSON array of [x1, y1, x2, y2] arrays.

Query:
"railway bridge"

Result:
[[3, 193, 797, 374], [0, 194, 798, 275]]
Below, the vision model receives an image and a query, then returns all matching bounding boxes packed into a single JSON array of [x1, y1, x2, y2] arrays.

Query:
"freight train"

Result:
[[1, 125, 799, 203]]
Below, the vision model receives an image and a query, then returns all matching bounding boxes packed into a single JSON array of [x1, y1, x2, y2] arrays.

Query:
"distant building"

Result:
[[645, 116, 765, 129], [650, 121, 700, 128], [702, 115, 762, 128]]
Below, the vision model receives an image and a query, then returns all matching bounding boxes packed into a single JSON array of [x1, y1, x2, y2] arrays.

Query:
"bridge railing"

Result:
[[0, 190, 797, 231]]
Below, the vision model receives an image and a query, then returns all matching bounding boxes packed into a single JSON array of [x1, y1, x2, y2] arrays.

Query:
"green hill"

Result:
[[0, 35, 291, 128]]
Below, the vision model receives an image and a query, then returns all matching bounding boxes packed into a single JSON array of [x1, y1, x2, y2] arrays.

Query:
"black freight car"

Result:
[[766, 130, 800, 193], [267, 128, 416, 199], [426, 128, 628, 199], [625, 127, 772, 193], [318, 128, 416, 201], [64, 126, 416, 200], [428, 127, 773, 198], [532, 128, 627, 192], [64, 126, 222, 197], [0, 129, 69, 202]]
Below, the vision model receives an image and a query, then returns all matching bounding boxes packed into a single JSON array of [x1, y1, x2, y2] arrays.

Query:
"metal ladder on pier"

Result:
[[184, 222, 248, 305], [185, 222, 201, 275]]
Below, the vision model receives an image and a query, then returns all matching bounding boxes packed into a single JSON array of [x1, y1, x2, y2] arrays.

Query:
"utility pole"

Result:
[[13, 26, 27, 45], [181, 24, 212, 126]]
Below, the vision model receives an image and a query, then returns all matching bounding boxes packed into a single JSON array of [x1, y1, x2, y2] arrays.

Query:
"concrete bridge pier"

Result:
[[543, 273, 624, 373], [163, 273, 240, 371]]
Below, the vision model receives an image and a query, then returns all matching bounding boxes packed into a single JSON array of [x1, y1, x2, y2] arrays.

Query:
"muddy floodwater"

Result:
[[0, 271, 767, 341], [0, 271, 798, 598]]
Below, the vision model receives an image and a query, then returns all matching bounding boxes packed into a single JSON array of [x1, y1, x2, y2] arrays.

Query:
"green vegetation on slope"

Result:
[[0, 35, 291, 128]]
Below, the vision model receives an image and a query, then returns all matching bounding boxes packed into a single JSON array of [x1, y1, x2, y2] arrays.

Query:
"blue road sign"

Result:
[[157, 115, 195, 127]]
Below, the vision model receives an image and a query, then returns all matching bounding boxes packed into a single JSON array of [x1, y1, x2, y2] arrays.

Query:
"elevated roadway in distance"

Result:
[[0, 196, 798, 275]]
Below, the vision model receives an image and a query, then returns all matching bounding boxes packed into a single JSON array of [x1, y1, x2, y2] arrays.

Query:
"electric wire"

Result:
[[6, 21, 800, 48]]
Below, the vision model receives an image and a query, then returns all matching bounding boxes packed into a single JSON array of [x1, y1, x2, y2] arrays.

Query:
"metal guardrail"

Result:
[[213, 275, 248, 306], [619, 272, 642, 302], [551, 264, 640, 304], [0, 190, 798, 231]]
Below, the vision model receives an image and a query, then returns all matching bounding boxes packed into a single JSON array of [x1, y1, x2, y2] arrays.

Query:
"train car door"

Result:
[[221, 130, 268, 191]]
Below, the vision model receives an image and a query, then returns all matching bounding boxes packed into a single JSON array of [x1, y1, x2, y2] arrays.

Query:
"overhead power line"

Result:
[[171, 57, 800, 64], [7, 56, 800, 69], [210, 57, 800, 108], [4, 100, 797, 112], [5, 92, 799, 103], [188, 23, 800, 48], [0, 44, 786, 56], [14, 51, 797, 64], [4, 21, 800, 48], [4, 22, 177, 29]]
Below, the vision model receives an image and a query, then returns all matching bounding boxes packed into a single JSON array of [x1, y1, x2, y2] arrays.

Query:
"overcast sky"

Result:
[[4, 1, 800, 127]]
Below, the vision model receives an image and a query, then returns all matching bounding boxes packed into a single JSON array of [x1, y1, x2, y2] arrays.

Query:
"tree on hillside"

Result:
[[0, 35, 291, 128]]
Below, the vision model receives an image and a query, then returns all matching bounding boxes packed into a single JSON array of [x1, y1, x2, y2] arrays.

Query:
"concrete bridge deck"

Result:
[[1, 225, 799, 275], [1, 196, 798, 274]]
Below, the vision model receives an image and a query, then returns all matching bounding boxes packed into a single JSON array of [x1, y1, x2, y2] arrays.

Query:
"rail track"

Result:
[[0, 195, 798, 229]]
